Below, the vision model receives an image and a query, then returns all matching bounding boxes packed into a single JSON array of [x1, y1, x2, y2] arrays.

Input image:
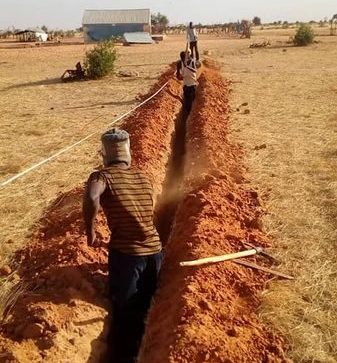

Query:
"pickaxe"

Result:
[[180, 247, 266, 267], [180, 247, 293, 280], [243, 241, 280, 265]]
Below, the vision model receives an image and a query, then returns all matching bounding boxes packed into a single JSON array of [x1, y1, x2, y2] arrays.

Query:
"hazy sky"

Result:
[[0, 0, 335, 29]]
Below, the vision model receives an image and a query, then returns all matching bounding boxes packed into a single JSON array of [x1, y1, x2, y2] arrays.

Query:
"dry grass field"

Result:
[[222, 30, 337, 362], [0, 25, 337, 362], [0, 40, 177, 259]]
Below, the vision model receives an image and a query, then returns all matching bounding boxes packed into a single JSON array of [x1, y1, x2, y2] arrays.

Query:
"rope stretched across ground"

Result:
[[0, 81, 169, 189]]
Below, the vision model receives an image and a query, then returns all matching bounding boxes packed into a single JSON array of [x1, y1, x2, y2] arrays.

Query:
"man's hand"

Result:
[[87, 230, 104, 248], [83, 172, 106, 248], [87, 229, 97, 247]]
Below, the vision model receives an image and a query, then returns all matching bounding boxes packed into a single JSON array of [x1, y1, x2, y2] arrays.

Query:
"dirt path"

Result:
[[0, 65, 288, 362]]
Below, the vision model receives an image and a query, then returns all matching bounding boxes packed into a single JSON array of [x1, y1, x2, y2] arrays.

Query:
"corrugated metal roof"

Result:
[[123, 32, 154, 44], [27, 27, 46, 34], [83, 9, 150, 25], [15, 28, 46, 35]]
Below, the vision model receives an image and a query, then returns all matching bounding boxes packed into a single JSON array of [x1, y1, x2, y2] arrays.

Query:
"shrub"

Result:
[[293, 24, 314, 46], [84, 41, 117, 79]]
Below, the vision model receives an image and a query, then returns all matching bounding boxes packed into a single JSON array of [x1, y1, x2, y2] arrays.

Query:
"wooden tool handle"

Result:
[[180, 249, 258, 267], [233, 259, 294, 280]]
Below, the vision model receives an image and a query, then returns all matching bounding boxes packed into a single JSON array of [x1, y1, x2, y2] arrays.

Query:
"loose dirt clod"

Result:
[[0, 265, 12, 276], [254, 144, 267, 150], [21, 323, 44, 340]]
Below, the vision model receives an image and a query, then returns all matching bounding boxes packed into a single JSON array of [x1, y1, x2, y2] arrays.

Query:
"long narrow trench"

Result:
[[0, 67, 289, 363], [155, 108, 188, 245]]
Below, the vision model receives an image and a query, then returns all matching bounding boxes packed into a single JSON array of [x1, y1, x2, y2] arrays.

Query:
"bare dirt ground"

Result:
[[1, 26, 337, 362]]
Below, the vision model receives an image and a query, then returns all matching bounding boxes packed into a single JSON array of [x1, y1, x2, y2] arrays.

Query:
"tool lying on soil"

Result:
[[180, 248, 264, 267], [233, 259, 294, 280], [180, 248, 293, 280]]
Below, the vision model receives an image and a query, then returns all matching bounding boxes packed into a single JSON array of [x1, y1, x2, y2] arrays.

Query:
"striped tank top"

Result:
[[97, 165, 162, 256]]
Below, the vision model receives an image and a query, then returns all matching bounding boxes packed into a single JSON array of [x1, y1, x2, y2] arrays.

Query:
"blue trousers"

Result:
[[107, 249, 162, 363]]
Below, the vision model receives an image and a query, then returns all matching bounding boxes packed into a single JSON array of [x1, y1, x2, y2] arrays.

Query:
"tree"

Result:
[[41, 25, 48, 33], [252, 17, 261, 26], [151, 12, 169, 31]]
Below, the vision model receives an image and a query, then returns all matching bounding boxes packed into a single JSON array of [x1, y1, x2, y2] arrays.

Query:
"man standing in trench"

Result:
[[187, 22, 199, 61], [177, 50, 200, 116], [83, 129, 162, 363]]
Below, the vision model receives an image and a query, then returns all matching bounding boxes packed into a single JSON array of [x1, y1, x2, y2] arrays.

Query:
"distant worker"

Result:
[[176, 50, 200, 115], [61, 61, 85, 82], [83, 129, 162, 363], [187, 22, 199, 61], [241, 20, 252, 39]]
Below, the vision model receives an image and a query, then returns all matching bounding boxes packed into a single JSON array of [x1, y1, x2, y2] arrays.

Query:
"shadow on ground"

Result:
[[3, 77, 62, 90]]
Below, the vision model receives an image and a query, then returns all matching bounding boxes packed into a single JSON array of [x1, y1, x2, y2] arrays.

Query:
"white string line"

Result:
[[0, 81, 170, 189]]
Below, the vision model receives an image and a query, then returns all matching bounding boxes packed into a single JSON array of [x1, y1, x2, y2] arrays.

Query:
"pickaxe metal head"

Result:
[[244, 242, 280, 265]]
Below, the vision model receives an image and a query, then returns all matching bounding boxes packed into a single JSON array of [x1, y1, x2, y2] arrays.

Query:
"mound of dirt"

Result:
[[138, 69, 288, 363]]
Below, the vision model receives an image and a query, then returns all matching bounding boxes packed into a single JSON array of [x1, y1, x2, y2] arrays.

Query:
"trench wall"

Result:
[[139, 68, 288, 363]]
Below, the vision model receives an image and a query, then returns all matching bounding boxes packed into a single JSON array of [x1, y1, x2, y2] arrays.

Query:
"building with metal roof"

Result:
[[15, 28, 48, 42], [82, 9, 151, 43]]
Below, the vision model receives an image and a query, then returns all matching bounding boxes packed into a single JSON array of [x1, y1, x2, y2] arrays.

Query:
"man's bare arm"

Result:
[[176, 61, 183, 80], [83, 174, 106, 246]]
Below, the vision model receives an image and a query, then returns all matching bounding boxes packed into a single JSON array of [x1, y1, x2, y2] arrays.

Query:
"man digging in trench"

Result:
[[176, 50, 200, 116], [83, 129, 162, 363]]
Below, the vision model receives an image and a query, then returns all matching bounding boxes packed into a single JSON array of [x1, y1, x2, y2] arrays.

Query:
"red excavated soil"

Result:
[[138, 68, 289, 363], [0, 67, 182, 363]]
